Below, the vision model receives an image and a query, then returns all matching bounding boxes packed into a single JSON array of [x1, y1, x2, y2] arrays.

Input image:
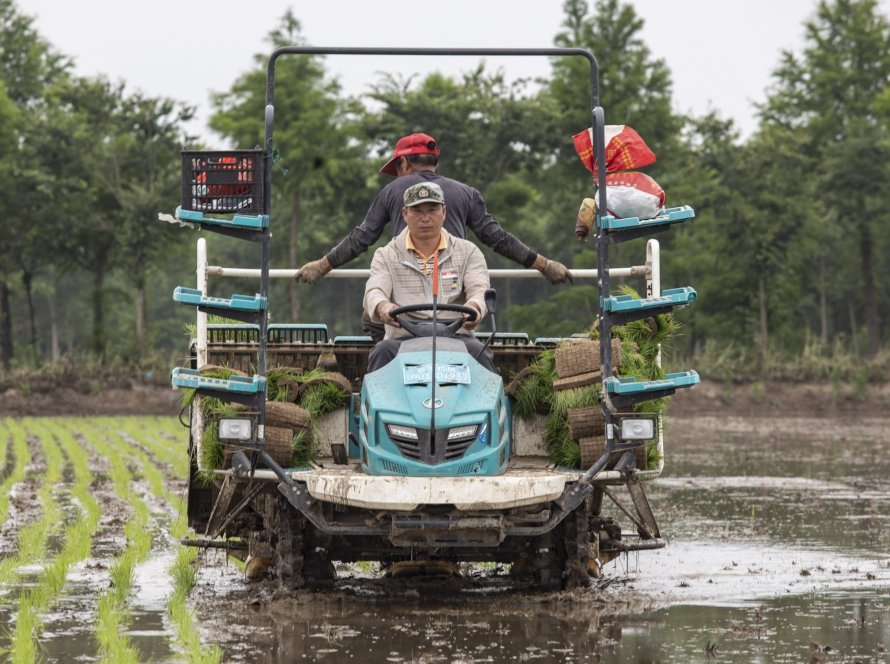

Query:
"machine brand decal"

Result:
[[422, 398, 444, 409], [404, 364, 471, 385]]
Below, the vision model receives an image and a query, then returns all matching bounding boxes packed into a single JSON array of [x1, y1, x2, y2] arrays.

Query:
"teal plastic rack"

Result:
[[605, 370, 700, 395], [598, 205, 695, 232], [176, 206, 270, 231], [171, 367, 266, 394], [268, 323, 329, 343], [602, 287, 697, 313], [473, 332, 530, 346], [173, 287, 267, 312], [333, 336, 374, 344]]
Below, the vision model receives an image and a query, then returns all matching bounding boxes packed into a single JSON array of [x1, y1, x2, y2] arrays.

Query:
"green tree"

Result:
[[210, 10, 371, 325], [47, 77, 132, 357], [91, 93, 194, 350], [760, 0, 890, 355], [504, 0, 685, 336], [0, 0, 69, 369], [550, 0, 680, 153]]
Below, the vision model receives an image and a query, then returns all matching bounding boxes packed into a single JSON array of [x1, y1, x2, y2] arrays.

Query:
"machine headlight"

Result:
[[618, 417, 656, 441], [446, 424, 478, 442], [387, 424, 419, 442], [218, 418, 253, 441]]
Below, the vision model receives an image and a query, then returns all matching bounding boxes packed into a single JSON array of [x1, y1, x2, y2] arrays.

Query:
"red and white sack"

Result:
[[595, 172, 665, 220], [573, 125, 656, 177]]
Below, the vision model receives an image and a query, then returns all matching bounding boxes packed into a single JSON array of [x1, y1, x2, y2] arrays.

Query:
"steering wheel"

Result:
[[389, 303, 478, 338]]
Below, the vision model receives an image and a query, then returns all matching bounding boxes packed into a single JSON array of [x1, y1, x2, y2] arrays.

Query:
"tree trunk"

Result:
[[0, 280, 12, 371], [818, 255, 828, 352], [47, 290, 60, 362], [859, 221, 878, 356], [93, 269, 106, 359], [289, 190, 301, 321], [758, 273, 768, 361], [848, 298, 859, 357], [22, 269, 39, 364], [135, 269, 146, 347]]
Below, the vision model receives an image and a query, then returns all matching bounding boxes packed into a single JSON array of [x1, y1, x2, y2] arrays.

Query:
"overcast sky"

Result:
[[23, 0, 890, 141]]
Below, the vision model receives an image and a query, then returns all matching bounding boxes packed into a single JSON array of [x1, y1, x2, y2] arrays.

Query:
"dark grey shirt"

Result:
[[325, 172, 538, 269]]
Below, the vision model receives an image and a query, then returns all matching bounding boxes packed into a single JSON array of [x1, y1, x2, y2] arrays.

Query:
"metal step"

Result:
[[601, 286, 696, 324], [604, 370, 700, 408], [171, 367, 265, 407], [175, 205, 269, 240], [598, 205, 695, 232]]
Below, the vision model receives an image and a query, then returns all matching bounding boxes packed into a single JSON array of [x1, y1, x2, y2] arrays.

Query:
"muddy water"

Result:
[[190, 414, 890, 662], [5, 415, 886, 661]]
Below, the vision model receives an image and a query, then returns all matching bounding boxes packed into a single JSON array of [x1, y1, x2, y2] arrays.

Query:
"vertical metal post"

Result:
[[593, 106, 613, 446], [646, 239, 665, 474], [196, 238, 208, 369], [255, 103, 275, 442]]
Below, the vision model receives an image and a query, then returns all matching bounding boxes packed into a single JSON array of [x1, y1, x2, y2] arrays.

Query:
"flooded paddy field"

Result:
[[0, 410, 888, 661]]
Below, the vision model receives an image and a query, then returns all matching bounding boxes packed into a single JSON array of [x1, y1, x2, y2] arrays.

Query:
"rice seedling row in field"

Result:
[[98, 420, 221, 663], [0, 419, 8, 480], [0, 417, 222, 662], [0, 420, 30, 530], [76, 422, 154, 663], [111, 416, 188, 480], [0, 419, 65, 589], [7, 420, 102, 663]]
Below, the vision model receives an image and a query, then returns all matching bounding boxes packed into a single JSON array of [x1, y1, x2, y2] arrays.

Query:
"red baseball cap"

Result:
[[379, 133, 440, 176]]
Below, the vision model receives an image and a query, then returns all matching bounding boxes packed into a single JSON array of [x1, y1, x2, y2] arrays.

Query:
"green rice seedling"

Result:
[[198, 420, 224, 475], [0, 419, 8, 476], [549, 386, 599, 419], [8, 594, 39, 664], [100, 422, 221, 663], [266, 366, 306, 402], [544, 409, 573, 452], [167, 552, 223, 663], [512, 350, 556, 419], [1, 419, 105, 662], [97, 420, 221, 663], [300, 381, 349, 418], [512, 371, 551, 419], [543, 387, 600, 467], [645, 440, 663, 470], [116, 416, 188, 480], [74, 422, 153, 663], [551, 436, 581, 469], [0, 420, 65, 587], [0, 419, 30, 526], [290, 428, 314, 467]]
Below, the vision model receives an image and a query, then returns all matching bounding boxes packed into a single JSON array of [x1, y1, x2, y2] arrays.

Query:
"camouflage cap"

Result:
[[403, 182, 445, 208]]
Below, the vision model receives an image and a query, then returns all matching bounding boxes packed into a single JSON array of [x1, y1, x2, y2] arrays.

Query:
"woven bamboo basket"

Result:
[[579, 435, 607, 468], [578, 436, 647, 470], [285, 371, 354, 403], [554, 340, 599, 378], [263, 425, 297, 466], [264, 401, 312, 430], [567, 406, 605, 440], [554, 339, 623, 379]]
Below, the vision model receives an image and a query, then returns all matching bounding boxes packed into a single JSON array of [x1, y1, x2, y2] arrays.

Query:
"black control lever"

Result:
[[474, 289, 497, 361]]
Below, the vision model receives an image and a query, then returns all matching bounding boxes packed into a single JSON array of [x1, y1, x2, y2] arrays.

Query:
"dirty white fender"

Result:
[[293, 468, 571, 511]]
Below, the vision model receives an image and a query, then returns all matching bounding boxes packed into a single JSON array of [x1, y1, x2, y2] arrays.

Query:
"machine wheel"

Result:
[[534, 497, 591, 591], [562, 498, 591, 590], [269, 495, 306, 589]]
